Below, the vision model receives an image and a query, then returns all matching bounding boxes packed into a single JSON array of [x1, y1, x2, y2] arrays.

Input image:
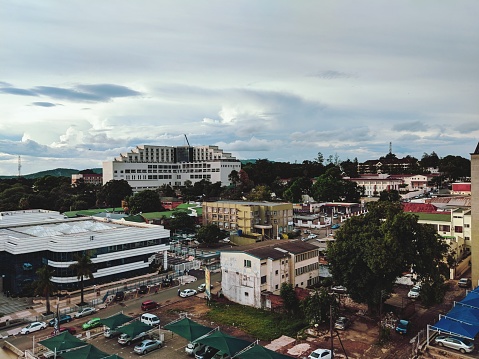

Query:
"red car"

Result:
[[51, 327, 77, 336]]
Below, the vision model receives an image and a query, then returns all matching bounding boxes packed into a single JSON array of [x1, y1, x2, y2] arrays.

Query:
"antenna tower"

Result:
[[389, 142, 392, 154], [18, 155, 22, 177]]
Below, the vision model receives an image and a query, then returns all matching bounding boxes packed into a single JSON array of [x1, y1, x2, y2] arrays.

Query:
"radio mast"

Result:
[[18, 155, 22, 177]]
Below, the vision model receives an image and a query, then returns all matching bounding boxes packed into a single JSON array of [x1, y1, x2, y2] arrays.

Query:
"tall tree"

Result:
[[169, 210, 196, 233], [246, 185, 272, 201], [69, 252, 95, 305], [280, 282, 300, 317], [311, 167, 361, 203], [327, 201, 449, 313], [34, 265, 56, 314], [127, 189, 164, 214], [301, 288, 338, 325], [97, 179, 132, 208], [196, 224, 227, 246]]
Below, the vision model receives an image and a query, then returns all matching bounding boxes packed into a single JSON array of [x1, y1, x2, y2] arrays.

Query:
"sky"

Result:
[[1, 1, 479, 176]]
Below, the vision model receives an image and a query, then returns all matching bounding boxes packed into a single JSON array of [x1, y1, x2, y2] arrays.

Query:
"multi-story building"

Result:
[[220, 241, 320, 308], [346, 174, 404, 196], [71, 173, 103, 186], [0, 210, 170, 295], [102, 145, 241, 192], [471, 144, 479, 286], [358, 157, 419, 174], [202, 201, 294, 239]]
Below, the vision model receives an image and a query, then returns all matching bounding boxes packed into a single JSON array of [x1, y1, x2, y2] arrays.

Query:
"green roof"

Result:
[[141, 211, 175, 219], [63, 208, 124, 218], [414, 212, 450, 222]]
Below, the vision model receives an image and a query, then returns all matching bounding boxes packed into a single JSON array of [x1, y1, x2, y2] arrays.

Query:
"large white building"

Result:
[[102, 145, 242, 192], [220, 241, 321, 308], [0, 210, 170, 295]]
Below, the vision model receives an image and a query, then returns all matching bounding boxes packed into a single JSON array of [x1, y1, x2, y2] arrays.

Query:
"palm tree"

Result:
[[69, 252, 95, 305], [34, 265, 56, 315]]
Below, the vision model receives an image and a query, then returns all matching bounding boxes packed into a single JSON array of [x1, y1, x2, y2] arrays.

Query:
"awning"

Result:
[[39, 331, 86, 352], [101, 313, 132, 330], [195, 330, 251, 357], [430, 316, 479, 340], [59, 344, 113, 359], [235, 344, 294, 358], [448, 305, 479, 325], [163, 317, 214, 342], [117, 321, 152, 337]]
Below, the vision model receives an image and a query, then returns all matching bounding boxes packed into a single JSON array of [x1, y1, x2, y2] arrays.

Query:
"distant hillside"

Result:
[[0, 168, 102, 180]]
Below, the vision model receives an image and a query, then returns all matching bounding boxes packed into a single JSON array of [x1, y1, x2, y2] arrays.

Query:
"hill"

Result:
[[0, 168, 102, 180]]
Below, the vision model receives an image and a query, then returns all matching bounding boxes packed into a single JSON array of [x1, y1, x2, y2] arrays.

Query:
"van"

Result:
[[140, 313, 160, 327], [141, 300, 159, 311]]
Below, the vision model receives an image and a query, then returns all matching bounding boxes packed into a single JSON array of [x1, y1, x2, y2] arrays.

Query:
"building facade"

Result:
[[202, 201, 294, 240], [103, 145, 241, 192], [471, 144, 479, 286], [71, 173, 103, 186], [0, 210, 170, 295], [220, 242, 320, 308]]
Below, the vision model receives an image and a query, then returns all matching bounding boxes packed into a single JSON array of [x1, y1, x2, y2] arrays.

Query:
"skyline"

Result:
[[1, 1, 478, 176]]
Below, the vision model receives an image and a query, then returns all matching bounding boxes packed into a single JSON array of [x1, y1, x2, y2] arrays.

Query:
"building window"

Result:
[[261, 276, 266, 284], [275, 270, 279, 275], [244, 260, 251, 268], [275, 284, 279, 290], [245, 292, 249, 297]]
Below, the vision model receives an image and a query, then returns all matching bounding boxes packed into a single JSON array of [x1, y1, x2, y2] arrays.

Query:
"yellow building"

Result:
[[202, 201, 294, 240]]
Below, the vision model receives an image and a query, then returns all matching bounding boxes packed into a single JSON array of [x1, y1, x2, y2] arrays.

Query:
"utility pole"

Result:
[[18, 155, 21, 177], [330, 304, 334, 358]]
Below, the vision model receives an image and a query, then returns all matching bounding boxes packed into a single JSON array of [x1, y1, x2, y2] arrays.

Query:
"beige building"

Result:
[[202, 201, 294, 240], [471, 144, 479, 286], [346, 174, 404, 196], [220, 241, 320, 308]]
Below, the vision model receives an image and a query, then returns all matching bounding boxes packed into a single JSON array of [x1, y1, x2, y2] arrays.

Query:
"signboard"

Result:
[[205, 268, 211, 300]]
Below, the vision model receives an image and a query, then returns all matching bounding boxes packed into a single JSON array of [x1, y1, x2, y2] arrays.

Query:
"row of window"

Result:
[[295, 262, 319, 276], [295, 250, 319, 263]]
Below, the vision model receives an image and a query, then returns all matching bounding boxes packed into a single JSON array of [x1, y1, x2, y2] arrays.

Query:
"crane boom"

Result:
[[184, 134, 190, 146]]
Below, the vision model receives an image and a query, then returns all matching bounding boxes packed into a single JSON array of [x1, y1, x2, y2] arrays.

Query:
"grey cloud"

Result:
[[0, 81, 13, 86], [0, 139, 76, 158], [32, 102, 57, 107], [76, 84, 142, 98], [393, 121, 429, 132], [308, 70, 354, 79], [456, 121, 479, 134], [0, 87, 37, 96]]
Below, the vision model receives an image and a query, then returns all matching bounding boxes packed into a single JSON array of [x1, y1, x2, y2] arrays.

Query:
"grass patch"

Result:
[[205, 301, 307, 341]]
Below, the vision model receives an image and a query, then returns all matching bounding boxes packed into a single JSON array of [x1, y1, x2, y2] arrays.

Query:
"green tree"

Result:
[[439, 155, 471, 181], [196, 224, 227, 246], [420, 151, 440, 170], [69, 252, 95, 305], [327, 201, 449, 313], [378, 190, 401, 202], [311, 167, 360, 203], [280, 282, 301, 317], [301, 288, 338, 324], [228, 170, 240, 187], [157, 184, 176, 197], [169, 210, 196, 233], [34, 265, 56, 314], [246, 185, 272, 201], [127, 190, 164, 214], [97, 180, 132, 208]]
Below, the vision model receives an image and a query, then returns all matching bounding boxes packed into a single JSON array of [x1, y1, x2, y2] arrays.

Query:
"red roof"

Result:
[[402, 203, 439, 213]]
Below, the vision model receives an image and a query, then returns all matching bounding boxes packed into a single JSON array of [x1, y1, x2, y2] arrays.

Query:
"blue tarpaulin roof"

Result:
[[458, 291, 479, 309], [430, 316, 479, 340], [447, 306, 479, 326]]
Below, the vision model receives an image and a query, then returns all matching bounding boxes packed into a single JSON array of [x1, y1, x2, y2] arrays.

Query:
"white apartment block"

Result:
[[220, 242, 320, 308], [103, 145, 241, 192]]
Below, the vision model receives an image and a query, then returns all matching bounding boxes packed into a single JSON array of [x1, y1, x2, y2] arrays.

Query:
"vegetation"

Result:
[[168, 210, 196, 233], [69, 252, 95, 305], [33, 266, 56, 314], [126, 189, 164, 214], [327, 201, 450, 314], [196, 224, 228, 246], [205, 301, 306, 341]]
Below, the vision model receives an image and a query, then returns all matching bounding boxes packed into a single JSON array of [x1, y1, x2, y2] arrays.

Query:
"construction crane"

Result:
[[184, 134, 190, 146]]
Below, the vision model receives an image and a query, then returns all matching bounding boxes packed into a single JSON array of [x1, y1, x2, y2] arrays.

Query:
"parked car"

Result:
[[20, 321, 47, 335], [435, 335, 474, 353], [407, 285, 421, 299], [334, 317, 351, 330], [82, 317, 102, 330], [51, 327, 76, 336], [133, 339, 163, 355], [196, 346, 219, 359], [307, 234, 318, 239], [331, 224, 340, 229], [74, 307, 96, 318], [48, 314, 72, 327], [331, 285, 347, 294], [197, 283, 213, 293], [211, 351, 230, 359], [308, 348, 332, 359], [180, 289, 198, 298], [141, 300, 159, 311], [458, 278, 472, 288], [138, 285, 149, 294], [395, 319, 410, 335], [118, 332, 147, 346], [186, 342, 205, 356], [114, 291, 125, 301]]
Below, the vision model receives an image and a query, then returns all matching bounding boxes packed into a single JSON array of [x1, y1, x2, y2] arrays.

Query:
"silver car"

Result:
[[20, 321, 47, 335], [435, 335, 474, 353], [133, 339, 163, 354], [74, 307, 96, 318]]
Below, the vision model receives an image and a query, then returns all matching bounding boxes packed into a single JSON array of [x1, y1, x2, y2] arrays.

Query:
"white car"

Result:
[[435, 335, 474, 353], [308, 348, 332, 359], [180, 289, 198, 298], [20, 321, 47, 335], [407, 285, 421, 299], [74, 307, 96, 318]]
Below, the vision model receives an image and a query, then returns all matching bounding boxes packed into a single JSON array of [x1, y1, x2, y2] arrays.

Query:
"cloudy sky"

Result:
[[1, 1, 478, 176]]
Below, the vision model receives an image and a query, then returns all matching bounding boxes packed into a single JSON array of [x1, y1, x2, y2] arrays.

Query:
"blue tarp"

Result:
[[447, 306, 479, 326], [430, 316, 479, 340], [459, 291, 479, 309]]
